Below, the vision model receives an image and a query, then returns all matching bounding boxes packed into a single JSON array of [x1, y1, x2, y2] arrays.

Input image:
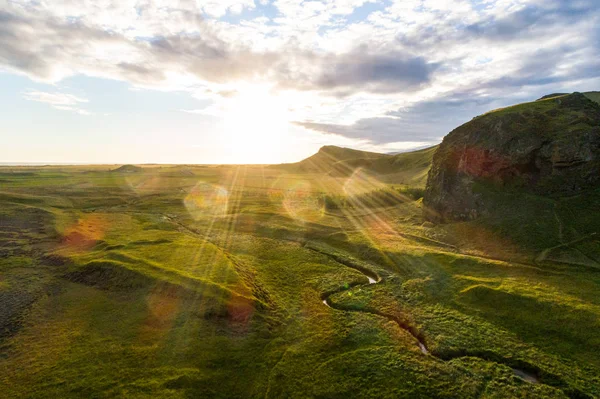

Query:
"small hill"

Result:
[[328, 146, 438, 185], [111, 165, 143, 173], [281, 146, 388, 173], [424, 92, 600, 222], [277, 145, 438, 186]]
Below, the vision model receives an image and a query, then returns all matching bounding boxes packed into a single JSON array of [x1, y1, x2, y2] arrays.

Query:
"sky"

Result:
[[1, 0, 599, 164]]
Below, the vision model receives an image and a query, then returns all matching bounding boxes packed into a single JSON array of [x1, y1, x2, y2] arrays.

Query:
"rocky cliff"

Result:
[[424, 92, 600, 222]]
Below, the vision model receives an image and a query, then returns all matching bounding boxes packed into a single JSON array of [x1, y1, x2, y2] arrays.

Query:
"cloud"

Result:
[[117, 62, 166, 84], [0, 8, 438, 99], [465, 1, 599, 41], [200, 0, 256, 17], [0, 10, 130, 82], [296, 111, 449, 145], [144, 34, 281, 84], [1, 0, 600, 145], [478, 36, 600, 92], [22, 90, 91, 115], [295, 117, 437, 144], [296, 89, 536, 144], [277, 49, 437, 96]]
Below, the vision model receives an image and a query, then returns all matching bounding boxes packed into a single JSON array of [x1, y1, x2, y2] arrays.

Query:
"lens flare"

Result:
[[61, 213, 109, 252], [280, 181, 324, 222], [120, 173, 166, 194], [184, 183, 229, 220], [343, 168, 384, 197]]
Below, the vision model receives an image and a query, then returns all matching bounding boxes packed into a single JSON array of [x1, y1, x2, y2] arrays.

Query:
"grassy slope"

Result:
[[277, 145, 389, 173], [584, 91, 600, 105], [367, 145, 437, 186], [276, 145, 437, 187], [0, 163, 598, 398]]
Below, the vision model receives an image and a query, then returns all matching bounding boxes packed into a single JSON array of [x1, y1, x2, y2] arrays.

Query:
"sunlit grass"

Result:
[[0, 162, 599, 398]]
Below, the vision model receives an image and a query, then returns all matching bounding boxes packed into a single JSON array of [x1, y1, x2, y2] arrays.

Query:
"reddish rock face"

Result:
[[456, 147, 512, 179], [424, 93, 600, 222]]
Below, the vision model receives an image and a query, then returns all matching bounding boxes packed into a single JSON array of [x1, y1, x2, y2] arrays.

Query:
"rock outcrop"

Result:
[[424, 92, 600, 222]]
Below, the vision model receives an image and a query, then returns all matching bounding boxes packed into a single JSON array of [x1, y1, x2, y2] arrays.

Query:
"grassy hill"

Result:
[[277, 145, 438, 186], [362, 145, 437, 185], [278, 145, 389, 173]]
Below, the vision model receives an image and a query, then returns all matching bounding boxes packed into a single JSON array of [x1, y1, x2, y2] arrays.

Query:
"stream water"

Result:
[[315, 247, 538, 383]]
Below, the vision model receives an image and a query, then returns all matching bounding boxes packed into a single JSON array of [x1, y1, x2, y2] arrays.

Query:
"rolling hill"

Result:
[[277, 144, 438, 186], [278, 145, 388, 173]]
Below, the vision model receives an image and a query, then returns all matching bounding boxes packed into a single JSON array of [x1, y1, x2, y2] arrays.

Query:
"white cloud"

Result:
[[198, 0, 256, 17], [22, 90, 91, 115], [2, 0, 599, 143]]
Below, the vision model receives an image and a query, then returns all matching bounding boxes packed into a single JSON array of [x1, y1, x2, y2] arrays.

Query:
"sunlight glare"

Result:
[[343, 168, 385, 197], [221, 85, 292, 163]]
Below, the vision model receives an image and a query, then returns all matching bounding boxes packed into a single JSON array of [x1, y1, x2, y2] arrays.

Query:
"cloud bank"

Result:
[[1, 0, 599, 146]]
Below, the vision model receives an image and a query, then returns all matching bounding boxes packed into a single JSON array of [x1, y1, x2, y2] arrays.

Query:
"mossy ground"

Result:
[[0, 164, 598, 398]]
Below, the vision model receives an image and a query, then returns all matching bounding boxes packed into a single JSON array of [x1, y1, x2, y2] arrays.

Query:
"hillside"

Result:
[[584, 91, 600, 104], [278, 145, 388, 173], [111, 164, 143, 173], [425, 91, 600, 221], [278, 145, 438, 186], [424, 91, 600, 265]]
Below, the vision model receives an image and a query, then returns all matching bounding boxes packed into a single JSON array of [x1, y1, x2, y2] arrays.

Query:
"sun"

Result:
[[221, 85, 293, 163]]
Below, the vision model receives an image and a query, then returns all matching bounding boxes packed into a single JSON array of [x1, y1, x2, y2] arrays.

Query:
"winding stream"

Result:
[[166, 216, 562, 394], [318, 253, 430, 355], [310, 244, 545, 383]]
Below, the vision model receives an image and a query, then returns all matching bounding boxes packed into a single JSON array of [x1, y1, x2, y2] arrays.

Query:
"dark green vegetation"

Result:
[[2, 92, 600, 398]]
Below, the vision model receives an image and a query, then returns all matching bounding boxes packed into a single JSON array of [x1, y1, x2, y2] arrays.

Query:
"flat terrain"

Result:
[[0, 163, 599, 398]]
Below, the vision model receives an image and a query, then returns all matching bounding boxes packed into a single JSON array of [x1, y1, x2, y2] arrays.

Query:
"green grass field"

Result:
[[0, 161, 599, 398]]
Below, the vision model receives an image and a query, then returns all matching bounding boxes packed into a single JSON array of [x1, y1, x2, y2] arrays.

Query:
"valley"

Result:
[[1, 156, 599, 398]]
